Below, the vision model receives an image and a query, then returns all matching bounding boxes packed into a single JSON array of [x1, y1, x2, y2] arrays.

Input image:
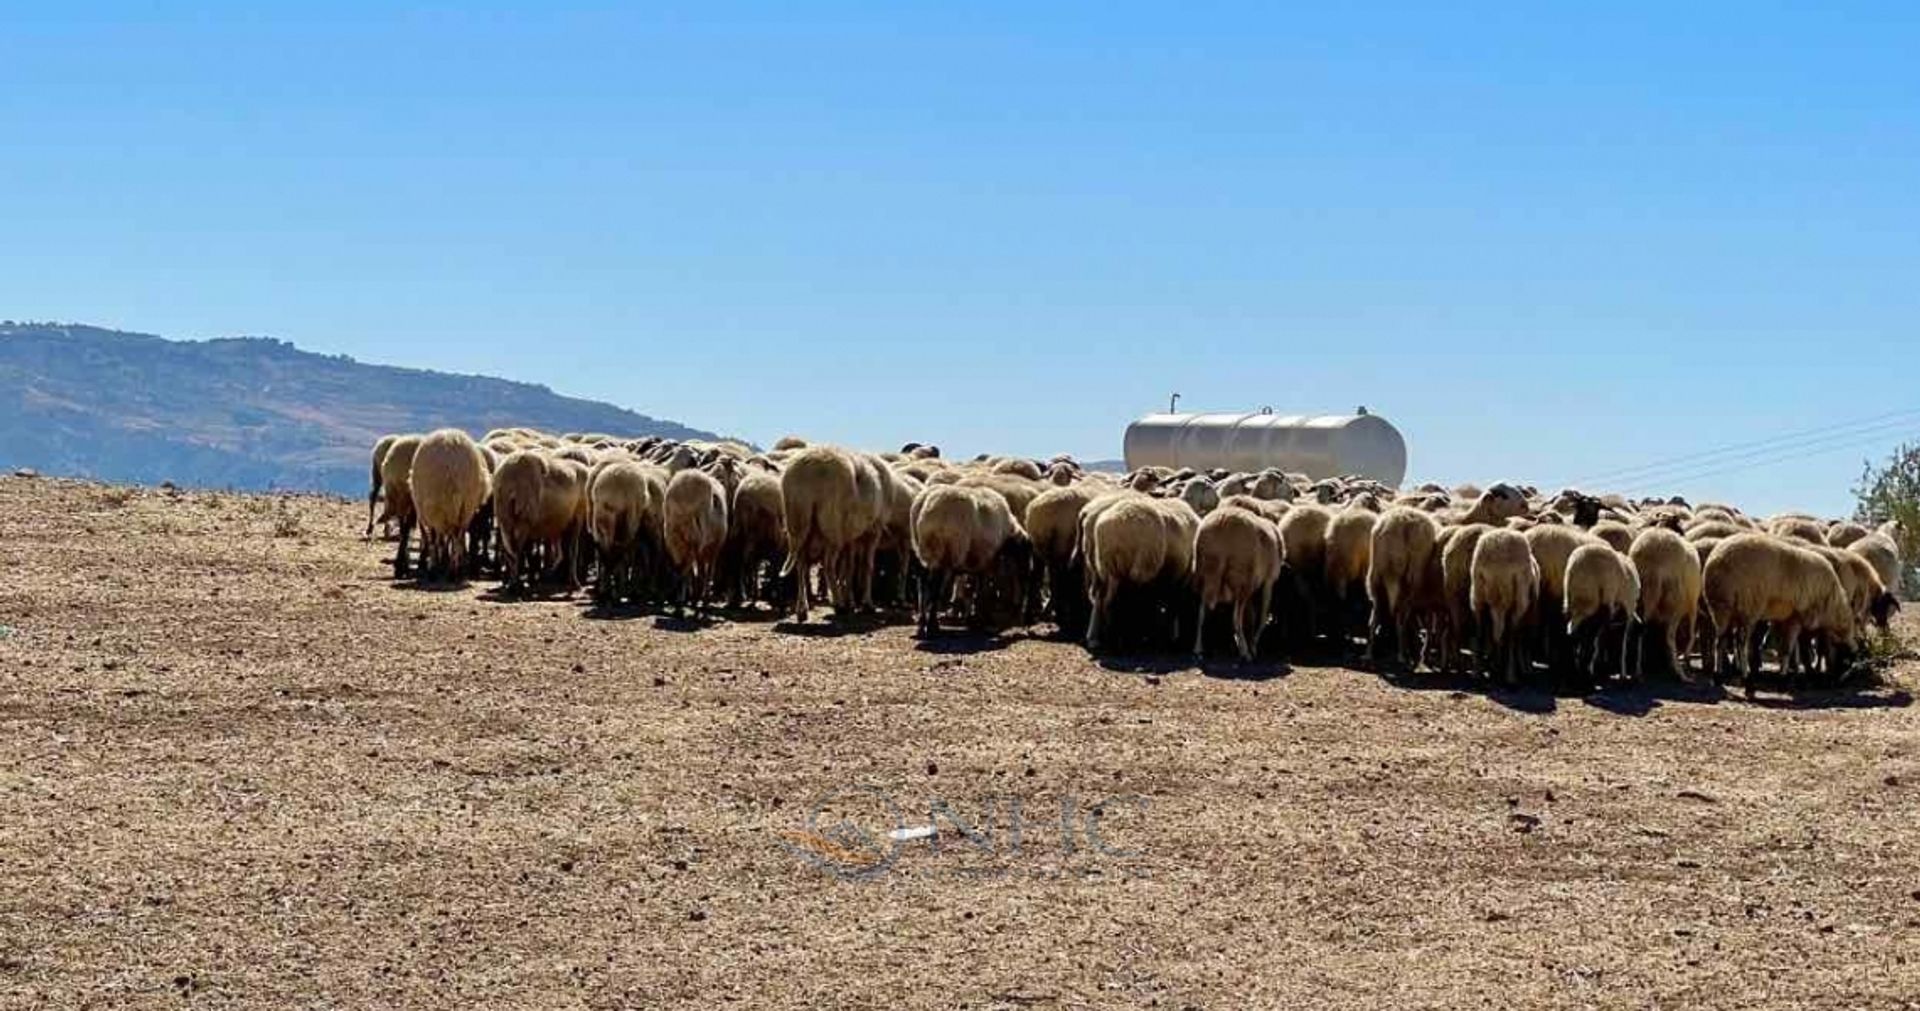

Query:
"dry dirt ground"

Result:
[[2, 476, 1917, 1010]]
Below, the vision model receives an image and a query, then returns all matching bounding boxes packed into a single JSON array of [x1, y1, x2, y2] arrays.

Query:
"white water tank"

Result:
[[1123, 410, 1408, 486]]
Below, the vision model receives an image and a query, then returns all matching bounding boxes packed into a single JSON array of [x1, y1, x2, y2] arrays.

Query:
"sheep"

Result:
[[1847, 533, 1904, 607], [376, 434, 424, 578], [1322, 505, 1379, 645], [1770, 517, 1828, 545], [778, 445, 863, 622], [588, 461, 665, 605], [1469, 528, 1541, 685], [366, 433, 400, 538], [1626, 528, 1703, 679], [1190, 506, 1283, 660], [493, 450, 590, 593], [1084, 495, 1198, 652], [1176, 478, 1221, 517], [724, 468, 788, 609], [1275, 504, 1334, 645], [989, 457, 1044, 481], [1702, 533, 1857, 694], [1365, 506, 1440, 668], [1026, 484, 1099, 634], [660, 468, 729, 616], [1563, 544, 1639, 684], [1589, 521, 1635, 554], [1453, 483, 1529, 526], [1825, 521, 1871, 548], [1813, 544, 1899, 637], [1437, 524, 1496, 673], [408, 429, 492, 583], [1522, 524, 1602, 670], [1685, 520, 1746, 542], [909, 483, 1033, 634]]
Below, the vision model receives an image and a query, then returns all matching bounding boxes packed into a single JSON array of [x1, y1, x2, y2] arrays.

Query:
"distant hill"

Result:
[[0, 322, 732, 495]]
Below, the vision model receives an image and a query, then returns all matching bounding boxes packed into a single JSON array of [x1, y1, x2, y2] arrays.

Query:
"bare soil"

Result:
[[2, 476, 1917, 1009]]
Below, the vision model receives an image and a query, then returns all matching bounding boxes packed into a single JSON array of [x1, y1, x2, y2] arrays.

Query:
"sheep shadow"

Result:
[[1742, 684, 1913, 711], [392, 577, 474, 594], [652, 613, 723, 633], [912, 630, 1017, 655], [1197, 657, 1292, 682], [773, 612, 898, 638], [1581, 677, 1728, 717], [474, 585, 581, 605], [1093, 653, 1199, 677], [1378, 666, 1559, 714], [578, 600, 654, 621]]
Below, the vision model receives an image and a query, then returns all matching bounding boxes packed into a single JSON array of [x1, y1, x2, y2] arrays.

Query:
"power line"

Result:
[[1563, 406, 1920, 489], [1597, 415, 1920, 492], [1615, 426, 1917, 497]]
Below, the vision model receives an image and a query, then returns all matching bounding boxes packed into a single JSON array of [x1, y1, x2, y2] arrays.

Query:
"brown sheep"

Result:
[[1627, 528, 1703, 678], [408, 429, 491, 582], [1825, 521, 1871, 548], [1191, 506, 1283, 661]]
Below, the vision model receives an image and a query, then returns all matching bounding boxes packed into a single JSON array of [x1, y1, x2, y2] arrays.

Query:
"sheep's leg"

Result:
[[1192, 597, 1207, 659], [1735, 623, 1756, 696], [1253, 579, 1275, 658], [1619, 616, 1635, 684], [365, 491, 379, 539], [1086, 577, 1113, 651], [393, 517, 414, 579], [1233, 597, 1254, 662]]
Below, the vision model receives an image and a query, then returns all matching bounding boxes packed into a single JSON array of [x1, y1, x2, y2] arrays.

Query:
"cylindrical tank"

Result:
[[1122, 411, 1408, 486]]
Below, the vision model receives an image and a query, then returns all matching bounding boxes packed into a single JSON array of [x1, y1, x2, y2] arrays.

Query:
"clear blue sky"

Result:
[[3, 2, 1916, 515]]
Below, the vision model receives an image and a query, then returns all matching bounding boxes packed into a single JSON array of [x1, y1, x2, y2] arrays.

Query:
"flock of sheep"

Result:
[[366, 427, 1909, 695]]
